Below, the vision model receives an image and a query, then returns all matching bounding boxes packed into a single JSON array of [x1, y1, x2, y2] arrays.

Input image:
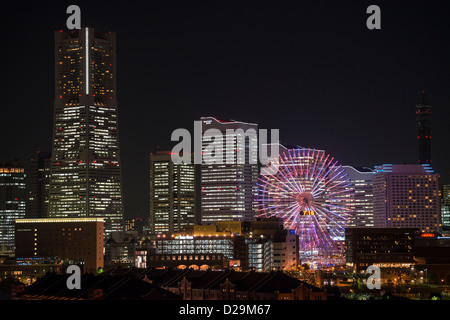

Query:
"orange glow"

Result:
[[421, 233, 435, 238]]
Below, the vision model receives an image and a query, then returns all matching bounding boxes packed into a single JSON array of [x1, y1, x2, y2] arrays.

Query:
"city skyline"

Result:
[[2, 1, 450, 219]]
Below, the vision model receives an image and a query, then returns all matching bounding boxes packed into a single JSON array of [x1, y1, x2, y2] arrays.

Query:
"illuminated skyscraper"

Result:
[[416, 91, 432, 164], [341, 166, 375, 227], [0, 161, 26, 256], [28, 151, 51, 218], [149, 151, 197, 234], [373, 164, 440, 233], [49, 27, 124, 235], [442, 184, 450, 231], [200, 116, 258, 224]]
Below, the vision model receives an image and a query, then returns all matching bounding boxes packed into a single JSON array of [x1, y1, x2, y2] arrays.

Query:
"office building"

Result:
[[149, 151, 197, 235], [28, 151, 51, 218], [200, 116, 258, 223], [341, 166, 375, 227], [48, 27, 124, 235], [373, 164, 441, 233], [442, 184, 450, 231], [15, 218, 104, 273], [345, 227, 416, 278], [0, 161, 26, 256]]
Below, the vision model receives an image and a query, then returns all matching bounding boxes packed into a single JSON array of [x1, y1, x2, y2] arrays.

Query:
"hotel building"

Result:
[[373, 164, 440, 233], [15, 218, 104, 274]]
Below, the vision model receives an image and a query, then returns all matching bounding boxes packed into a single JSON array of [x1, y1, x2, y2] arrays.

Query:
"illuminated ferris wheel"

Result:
[[256, 147, 354, 265]]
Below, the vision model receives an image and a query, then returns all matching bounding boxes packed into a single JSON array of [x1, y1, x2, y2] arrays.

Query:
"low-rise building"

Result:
[[15, 218, 104, 274]]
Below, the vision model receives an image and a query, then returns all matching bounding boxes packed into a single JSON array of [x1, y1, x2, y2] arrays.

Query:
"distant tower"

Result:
[[416, 91, 432, 164]]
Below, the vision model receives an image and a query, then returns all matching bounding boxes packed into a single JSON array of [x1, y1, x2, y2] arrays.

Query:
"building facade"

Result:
[[28, 151, 51, 219], [373, 164, 441, 233], [345, 227, 416, 276], [15, 218, 104, 273], [200, 116, 258, 224], [442, 184, 450, 231], [142, 218, 299, 272], [341, 166, 375, 227], [48, 27, 124, 235], [149, 151, 196, 235], [0, 161, 26, 256]]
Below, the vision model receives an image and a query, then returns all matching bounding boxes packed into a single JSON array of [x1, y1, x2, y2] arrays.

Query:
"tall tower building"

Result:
[[442, 184, 450, 231], [341, 166, 375, 227], [416, 91, 432, 164], [0, 161, 26, 255], [373, 164, 440, 233], [28, 151, 51, 218], [149, 151, 197, 235], [48, 27, 124, 235], [200, 116, 258, 224]]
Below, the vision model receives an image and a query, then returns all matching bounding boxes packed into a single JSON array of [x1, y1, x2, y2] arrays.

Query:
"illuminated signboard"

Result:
[[300, 210, 315, 216], [420, 233, 435, 238]]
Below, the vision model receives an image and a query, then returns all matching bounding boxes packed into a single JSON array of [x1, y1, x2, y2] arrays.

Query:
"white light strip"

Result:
[[86, 27, 89, 95]]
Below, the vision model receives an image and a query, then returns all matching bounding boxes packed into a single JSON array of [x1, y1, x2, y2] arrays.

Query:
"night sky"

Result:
[[1, 1, 449, 219]]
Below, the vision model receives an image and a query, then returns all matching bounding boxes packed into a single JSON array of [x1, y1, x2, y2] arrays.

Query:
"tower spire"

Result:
[[416, 90, 432, 164]]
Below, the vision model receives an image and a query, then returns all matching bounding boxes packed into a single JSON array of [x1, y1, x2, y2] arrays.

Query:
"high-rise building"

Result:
[[48, 27, 124, 235], [28, 151, 51, 218], [0, 161, 26, 256], [149, 151, 197, 235], [442, 184, 450, 231], [373, 164, 441, 233], [200, 116, 258, 224], [341, 166, 375, 227], [416, 91, 432, 164]]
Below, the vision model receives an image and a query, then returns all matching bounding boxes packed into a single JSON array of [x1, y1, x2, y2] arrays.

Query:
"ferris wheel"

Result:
[[256, 147, 354, 264]]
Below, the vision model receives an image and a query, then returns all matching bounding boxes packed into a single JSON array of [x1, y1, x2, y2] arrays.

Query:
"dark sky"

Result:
[[1, 1, 449, 219]]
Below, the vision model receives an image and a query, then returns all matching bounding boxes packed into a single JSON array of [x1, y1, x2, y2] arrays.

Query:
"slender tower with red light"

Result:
[[416, 91, 432, 164]]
